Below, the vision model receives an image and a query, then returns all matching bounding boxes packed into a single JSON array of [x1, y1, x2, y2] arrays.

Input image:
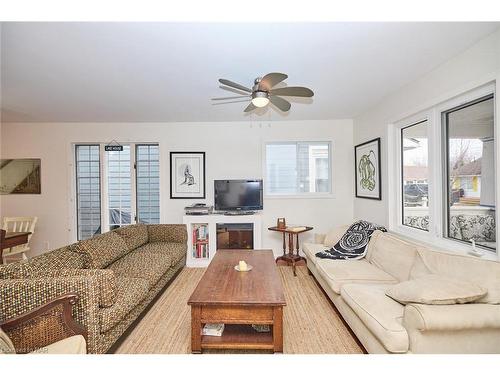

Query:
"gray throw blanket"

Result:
[[315, 220, 386, 260]]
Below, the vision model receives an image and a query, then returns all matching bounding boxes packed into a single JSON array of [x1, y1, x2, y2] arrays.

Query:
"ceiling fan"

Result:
[[212, 72, 314, 112]]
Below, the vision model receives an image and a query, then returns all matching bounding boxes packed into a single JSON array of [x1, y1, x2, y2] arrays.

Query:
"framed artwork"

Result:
[[0, 158, 41, 195], [170, 152, 206, 199], [355, 138, 381, 200]]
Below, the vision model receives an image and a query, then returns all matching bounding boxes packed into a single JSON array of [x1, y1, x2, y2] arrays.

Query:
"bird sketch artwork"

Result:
[[170, 152, 205, 199], [180, 164, 196, 186]]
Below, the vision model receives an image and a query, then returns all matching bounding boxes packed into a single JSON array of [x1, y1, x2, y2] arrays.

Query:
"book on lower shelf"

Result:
[[202, 323, 225, 336], [192, 223, 209, 259]]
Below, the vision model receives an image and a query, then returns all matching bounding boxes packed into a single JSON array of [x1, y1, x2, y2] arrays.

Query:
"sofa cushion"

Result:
[[73, 231, 129, 269], [341, 283, 409, 353], [114, 224, 149, 251], [107, 247, 172, 288], [148, 224, 187, 243], [368, 232, 418, 281], [323, 225, 349, 247], [386, 275, 487, 305], [410, 248, 500, 304], [99, 277, 149, 333], [315, 258, 397, 294], [136, 242, 186, 265]]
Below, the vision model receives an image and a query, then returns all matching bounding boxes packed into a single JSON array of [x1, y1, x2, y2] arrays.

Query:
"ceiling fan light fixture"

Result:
[[251, 91, 269, 108]]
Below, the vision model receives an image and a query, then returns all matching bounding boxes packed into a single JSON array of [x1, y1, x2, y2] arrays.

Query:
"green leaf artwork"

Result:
[[358, 151, 376, 191]]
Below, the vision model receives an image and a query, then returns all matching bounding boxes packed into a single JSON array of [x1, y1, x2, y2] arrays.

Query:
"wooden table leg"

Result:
[[273, 306, 283, 353], [191, 306, 202, 354]]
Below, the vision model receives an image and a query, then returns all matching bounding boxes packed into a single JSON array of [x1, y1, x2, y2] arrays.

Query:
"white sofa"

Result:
[[303, 226, 500, 354]]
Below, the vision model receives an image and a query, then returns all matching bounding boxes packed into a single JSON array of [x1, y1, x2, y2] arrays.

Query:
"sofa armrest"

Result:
[[314, 233, 326, 244], [403, 303, 500, 331], [0, 293, 87, 353], [147, 224, 188, 243], [0, 275, 102, 353]]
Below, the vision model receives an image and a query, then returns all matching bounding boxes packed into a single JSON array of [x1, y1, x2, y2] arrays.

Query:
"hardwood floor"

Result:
[[116, 265, 364, 354]]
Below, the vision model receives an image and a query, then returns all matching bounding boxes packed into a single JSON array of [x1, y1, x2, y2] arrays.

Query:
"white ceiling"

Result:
[[1, 22, 499, 123]]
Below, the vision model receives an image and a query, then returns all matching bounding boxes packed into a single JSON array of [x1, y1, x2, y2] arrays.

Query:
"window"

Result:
[[107, 145, 132, 230], [401, 120, 429, 231], [444, 95, 495, 250], [393, 86, 496, 254], [136, 144, 160, 224], [265, 142, 331, 195], [75, 145, 101, 240], [75, 143, 160, 240]]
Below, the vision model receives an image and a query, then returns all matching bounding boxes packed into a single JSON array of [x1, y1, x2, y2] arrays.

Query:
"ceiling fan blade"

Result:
[[269, 95, 291, 112], [212, 99, 251, 105], [269, 86, 314, 97], [258, 72, 288, 91], [211, 95, 251, 101], [218, 79, 252, 93], [244, 102, 257, 112]]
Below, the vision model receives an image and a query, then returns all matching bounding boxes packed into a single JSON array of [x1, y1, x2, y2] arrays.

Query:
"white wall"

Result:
[[353, 28, 500, 226], [0, 119, 354, 257]]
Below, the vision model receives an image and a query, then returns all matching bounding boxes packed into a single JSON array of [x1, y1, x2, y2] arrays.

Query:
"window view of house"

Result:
[[401, 121, 429, 231], [266, 142, 331, 195], [445, 96, 495, 250]]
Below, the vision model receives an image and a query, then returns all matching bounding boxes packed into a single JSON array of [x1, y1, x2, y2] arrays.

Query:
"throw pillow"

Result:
[[386, 274, 487, 305], [316, 220, 386, 260], [72, 231, 129, 269]]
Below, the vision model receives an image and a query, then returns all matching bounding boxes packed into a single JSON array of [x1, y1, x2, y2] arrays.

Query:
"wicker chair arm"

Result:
[[0, 293, 87, 353], [0, 276, 101, 353]]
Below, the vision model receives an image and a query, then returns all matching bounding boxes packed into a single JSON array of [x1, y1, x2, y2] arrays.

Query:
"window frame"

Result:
[[72, 142, 160, 241], [389, 83, 498, 258], [400, 119, 430, 232], [442, 93, 496, 251], [263, 140, 334, 199]]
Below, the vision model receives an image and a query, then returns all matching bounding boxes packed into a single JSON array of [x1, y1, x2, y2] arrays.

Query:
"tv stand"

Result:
[[223, 211, 255, 216], [183, 214, 262, 267]]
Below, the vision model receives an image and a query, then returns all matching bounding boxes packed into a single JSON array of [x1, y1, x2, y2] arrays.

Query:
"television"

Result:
[[214, 179, 263, 211]]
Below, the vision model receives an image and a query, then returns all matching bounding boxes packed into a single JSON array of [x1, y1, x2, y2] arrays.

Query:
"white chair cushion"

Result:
[[315, 258, 398, 294], [341, 283, 409, 353], [31, 335, 87, 354]]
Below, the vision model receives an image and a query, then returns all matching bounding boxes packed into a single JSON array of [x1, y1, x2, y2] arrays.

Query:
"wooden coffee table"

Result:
[[188, 249, 286, 353]]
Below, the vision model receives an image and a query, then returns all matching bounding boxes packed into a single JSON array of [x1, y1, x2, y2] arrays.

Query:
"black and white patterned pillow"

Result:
[[315, 220, 386, 260]]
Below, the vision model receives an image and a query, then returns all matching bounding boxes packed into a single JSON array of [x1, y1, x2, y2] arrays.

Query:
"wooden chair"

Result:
[[0, 293, 87, 354], [1, 216, 38, 263]]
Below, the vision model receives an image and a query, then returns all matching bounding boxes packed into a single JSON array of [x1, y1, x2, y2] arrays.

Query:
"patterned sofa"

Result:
[[0, 224, 187, 354]]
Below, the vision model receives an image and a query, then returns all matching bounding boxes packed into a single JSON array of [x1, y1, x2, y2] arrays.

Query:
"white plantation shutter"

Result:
[[75, 145, 101, 240], [136, 144, 160, 224]]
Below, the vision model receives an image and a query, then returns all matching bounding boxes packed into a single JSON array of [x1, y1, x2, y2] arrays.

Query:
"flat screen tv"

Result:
[[214, 179, 263, 211]]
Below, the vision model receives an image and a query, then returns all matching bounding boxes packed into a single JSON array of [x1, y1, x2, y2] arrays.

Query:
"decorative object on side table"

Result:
[[0, 158, 41, 194], [170, 152, 206, 199], [277, 217, 286, 229], [354, 137, 381, 200], [268, 224, 313, 276]]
